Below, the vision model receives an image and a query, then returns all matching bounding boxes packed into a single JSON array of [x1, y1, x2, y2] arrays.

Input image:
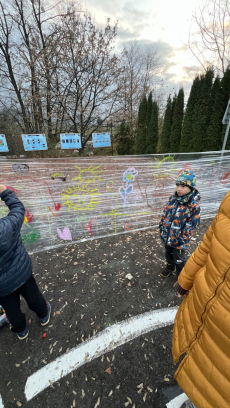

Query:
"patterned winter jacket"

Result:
[[159, 189, 200, 250]]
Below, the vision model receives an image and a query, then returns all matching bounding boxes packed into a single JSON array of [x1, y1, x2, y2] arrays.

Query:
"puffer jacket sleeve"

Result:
[[178, 214, 217, 291], [159, 199, 170, 231], [0, 189, 25, 251]]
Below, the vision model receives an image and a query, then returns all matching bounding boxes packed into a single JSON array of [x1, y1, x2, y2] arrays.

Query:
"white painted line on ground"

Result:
[[166, 393, 187, 408], [25, 306, 178, 401], [0, 395, 4, 408]]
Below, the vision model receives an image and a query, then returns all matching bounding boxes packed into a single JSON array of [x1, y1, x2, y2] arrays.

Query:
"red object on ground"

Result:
[[43, 333, 47, 339]]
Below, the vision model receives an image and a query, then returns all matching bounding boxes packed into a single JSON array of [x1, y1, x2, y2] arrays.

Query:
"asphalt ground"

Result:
[[0, 219, 212, 408]]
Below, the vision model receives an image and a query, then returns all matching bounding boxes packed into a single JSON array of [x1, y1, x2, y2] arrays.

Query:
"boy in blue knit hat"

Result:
[[159, 169, 200, 278]]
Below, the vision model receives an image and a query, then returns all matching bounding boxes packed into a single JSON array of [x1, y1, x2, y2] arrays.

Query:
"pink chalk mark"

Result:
[[57, 227, 72, 241]]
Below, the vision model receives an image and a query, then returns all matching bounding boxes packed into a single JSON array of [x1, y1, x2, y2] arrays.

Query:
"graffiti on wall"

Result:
[[0, 152, 230, 253]]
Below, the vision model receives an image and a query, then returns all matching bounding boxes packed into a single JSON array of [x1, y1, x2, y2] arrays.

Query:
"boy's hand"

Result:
[[0, 185, 7, 194]]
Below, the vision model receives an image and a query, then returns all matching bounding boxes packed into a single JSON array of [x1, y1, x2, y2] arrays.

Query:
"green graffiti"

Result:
[[22, 229, 41, 244]]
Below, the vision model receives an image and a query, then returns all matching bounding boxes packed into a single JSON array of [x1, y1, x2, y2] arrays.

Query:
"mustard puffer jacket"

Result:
[[172, 190, 230, 408]]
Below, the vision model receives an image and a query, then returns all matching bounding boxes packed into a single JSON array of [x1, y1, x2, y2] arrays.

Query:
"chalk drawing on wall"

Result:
[[119, 167, 138, 205], [0, 153, 230, 253]]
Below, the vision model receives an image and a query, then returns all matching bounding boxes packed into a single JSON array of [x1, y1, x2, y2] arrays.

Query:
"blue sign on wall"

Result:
[[22, 134, 48, 151], [60, 134, 81, 149], [0, 134, 9, 152], [92, 133, 111, 147]]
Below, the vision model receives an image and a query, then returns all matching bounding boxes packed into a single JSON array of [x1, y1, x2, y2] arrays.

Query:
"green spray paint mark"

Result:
[[22, 229, 41, 244]]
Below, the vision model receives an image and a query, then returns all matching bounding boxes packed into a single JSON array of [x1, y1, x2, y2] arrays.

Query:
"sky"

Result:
[[83, 0, 203, 95]]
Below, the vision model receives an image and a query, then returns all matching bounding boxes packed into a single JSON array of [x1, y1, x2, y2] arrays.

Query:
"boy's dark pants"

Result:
[[0, 275, 47, 333], [165, 244, 186, 277]]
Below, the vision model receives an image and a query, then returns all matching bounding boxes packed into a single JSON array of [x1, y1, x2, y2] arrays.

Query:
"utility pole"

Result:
[[111, 121, 113, 156], [217, 99, 230, 176]]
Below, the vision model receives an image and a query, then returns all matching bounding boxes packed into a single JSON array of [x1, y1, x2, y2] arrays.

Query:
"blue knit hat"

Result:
[[176, 169, 196, 188]]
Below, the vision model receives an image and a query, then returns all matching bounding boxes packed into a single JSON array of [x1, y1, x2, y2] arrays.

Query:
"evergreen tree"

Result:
[[206, 77, 223, 151], [170, 88, 184, 153], [116, 122, 133, 155], [146, 92, 153, 131], [135, 95, 147, 154], [180, 76, 200, 152], [192, 69, 214, 152], [220, 67, 230, 150], [171, 93, 177, 127], [160, 95, 172, 153], [146, 101, 159, 154]]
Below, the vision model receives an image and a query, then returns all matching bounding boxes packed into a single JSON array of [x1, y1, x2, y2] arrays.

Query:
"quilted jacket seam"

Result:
[[175, 269, 230, 366], [182, 350, 229, 408], [174, 265, 230, 364]]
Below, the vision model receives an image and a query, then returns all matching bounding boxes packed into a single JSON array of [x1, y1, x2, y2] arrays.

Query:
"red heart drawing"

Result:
[[55, 203, 61, 211]]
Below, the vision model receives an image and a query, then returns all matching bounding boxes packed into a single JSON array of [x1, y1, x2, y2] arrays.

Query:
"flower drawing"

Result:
[[119, 167, 138, 205], [123, 168, 138, 183]]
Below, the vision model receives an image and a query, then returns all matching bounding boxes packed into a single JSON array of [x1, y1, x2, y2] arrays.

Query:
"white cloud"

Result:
[[83, 0, 202, 90]]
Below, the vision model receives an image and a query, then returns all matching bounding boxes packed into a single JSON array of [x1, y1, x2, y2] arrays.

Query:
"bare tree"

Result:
[[52, 9, 124, 149], [0, 1, 124, 147], [186, 0, 230, 77], [119, 41, 167, 130], [0, 0, 65, 138], [0, 1, 167, 152]]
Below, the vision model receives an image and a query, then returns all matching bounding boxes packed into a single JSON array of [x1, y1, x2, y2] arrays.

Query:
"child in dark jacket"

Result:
[[0, 185, 51, 340], [159, 170, 200, 278]]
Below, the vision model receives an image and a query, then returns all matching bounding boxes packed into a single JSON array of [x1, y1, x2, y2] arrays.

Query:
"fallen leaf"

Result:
[[147, 386, 153, 392], [74, 262, 78, 265], [137, 383, 143, 388], [125, 273, 133, 280], [82, 389, 85, 398], [49, 380, 54, 389], [16, 402, 22, 407], [55, 311, 61, 315], [105, 367, 112, 374], [143, 393, 147, 402], [108, 390, 113, 396], [15, 364, 20, 367], [94, 397, 100, 407]]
